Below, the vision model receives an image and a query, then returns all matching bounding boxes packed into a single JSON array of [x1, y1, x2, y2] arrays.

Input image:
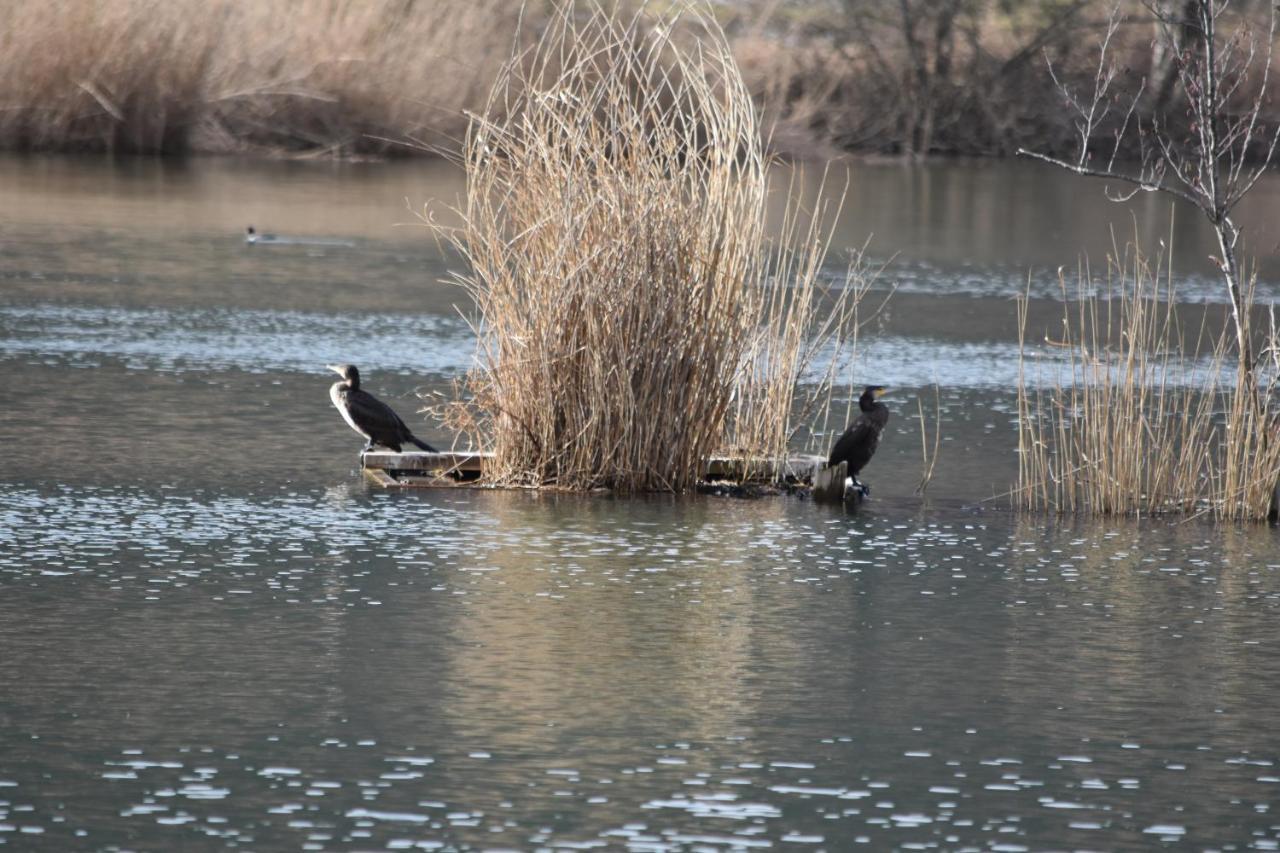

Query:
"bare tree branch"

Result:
[[1021, 0, 1280, 380], [1016, 147, 1201, 206]]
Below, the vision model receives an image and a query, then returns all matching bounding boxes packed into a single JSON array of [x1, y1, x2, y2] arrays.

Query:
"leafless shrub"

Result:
[[1020, 0, 1280, 374], [1015, 1, 1280, 520]]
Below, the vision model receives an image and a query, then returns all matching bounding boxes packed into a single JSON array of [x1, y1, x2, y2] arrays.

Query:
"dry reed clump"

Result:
[[1016, 238, 1280, 521], [434, 2, 863, 492], [0, 0, 527, 155]]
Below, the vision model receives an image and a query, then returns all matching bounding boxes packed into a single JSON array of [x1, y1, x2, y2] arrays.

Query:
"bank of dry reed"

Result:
[[0, 0, 525, 155], [1016, 240, 1280, 521], [5, 0, 1242, 160], [434, 2, 863, 491]]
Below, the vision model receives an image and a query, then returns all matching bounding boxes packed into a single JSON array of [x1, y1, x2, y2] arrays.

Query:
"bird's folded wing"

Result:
[[347, 391, 407, 433]]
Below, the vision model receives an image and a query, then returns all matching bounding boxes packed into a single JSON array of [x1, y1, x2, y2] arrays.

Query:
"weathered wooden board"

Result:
[[362, 468, 477, 488], [362, 468, 401, 488], [359, 451, 828, 489], [361, 451, 486, 474], [703, 454, 826, 483], [360, 451, 483, 488]]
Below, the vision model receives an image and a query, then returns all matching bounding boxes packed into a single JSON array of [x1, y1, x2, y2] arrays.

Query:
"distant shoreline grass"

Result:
[[6, 0, 1269, 161], [0, 0, 527, 158]]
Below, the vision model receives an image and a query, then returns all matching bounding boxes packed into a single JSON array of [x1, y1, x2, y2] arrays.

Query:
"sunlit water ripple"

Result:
[[0, 304, 476, 377], [1, 303, 1254, 392], [815, 335, 1250, 390], [852, 259, 1278, 305], [1, 484, 1279, 849], [7, 156, 1280, 852]]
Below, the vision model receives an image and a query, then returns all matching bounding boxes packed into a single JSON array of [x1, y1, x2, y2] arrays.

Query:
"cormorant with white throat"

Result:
[[327, 364, 437, 453], [827, 385, 889, 496]]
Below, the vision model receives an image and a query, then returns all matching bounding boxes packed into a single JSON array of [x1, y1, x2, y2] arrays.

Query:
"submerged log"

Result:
[[812, 461, 847, 504], [810, 461, 869, 507]]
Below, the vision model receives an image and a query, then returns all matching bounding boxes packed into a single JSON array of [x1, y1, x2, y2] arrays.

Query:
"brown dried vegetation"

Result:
[[1016, 236, 1280, 520], [430, 3, 866, 491], [0, 0, 524, 155]]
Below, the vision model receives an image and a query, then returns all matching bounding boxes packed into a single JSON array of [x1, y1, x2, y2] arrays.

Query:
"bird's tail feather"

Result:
[[409, 435, 438, 453]]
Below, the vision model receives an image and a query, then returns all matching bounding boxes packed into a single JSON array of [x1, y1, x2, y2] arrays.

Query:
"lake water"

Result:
[[2, 153, 1280, 851]]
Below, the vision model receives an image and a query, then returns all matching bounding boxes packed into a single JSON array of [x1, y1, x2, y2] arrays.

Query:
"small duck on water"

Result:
[[245, 225, 354, 248], [245, 225, 278, 245]]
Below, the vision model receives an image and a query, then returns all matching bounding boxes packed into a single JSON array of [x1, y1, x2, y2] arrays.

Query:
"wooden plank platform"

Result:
[[362, 451, 485, 474], [361, 451, 484, 489], [360, 451, 828, 489]]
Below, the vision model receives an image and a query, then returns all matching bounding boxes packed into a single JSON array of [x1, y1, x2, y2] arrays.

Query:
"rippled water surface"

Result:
[[3, 155, 1280, 851]]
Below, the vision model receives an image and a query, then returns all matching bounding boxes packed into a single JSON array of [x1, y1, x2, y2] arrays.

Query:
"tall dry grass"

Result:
[[433, 2, 864, 491], [1016, 237, 1280, 521], [0, 0, 527, 155], [724, 169, 873, 477], [4, 0, 1237, 161]]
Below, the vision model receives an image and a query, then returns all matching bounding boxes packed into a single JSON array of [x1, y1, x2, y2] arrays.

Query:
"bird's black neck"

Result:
[[859, 394, 878, 412]]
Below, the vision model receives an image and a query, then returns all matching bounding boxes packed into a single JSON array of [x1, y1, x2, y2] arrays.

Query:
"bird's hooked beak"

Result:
[[326, 364, 345, 377], [874, 386, 889, 398]]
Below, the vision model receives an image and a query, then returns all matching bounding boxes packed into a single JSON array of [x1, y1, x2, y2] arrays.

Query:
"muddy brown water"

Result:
[[1, 154, 1279, 850]]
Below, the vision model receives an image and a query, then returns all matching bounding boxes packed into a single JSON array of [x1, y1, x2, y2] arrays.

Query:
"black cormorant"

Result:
[[327, 364, 437, 453], [827, 385, 889, 496]]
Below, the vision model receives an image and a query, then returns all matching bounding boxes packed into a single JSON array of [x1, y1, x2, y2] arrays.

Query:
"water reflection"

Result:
[[1, 485, 1278, 848], [789, 157, 1280, 289]]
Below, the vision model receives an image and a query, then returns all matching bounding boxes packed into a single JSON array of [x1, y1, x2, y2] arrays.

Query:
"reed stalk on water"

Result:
[[915, 385, 941, 497]]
